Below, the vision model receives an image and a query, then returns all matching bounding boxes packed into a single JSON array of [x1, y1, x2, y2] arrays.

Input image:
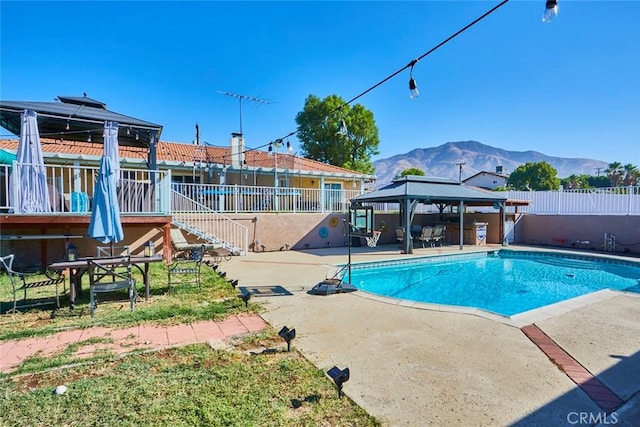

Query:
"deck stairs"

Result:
[[171, 190, 248, 256]]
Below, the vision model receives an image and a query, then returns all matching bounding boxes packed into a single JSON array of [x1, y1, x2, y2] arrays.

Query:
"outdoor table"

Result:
[[49, 254, 163, 309]]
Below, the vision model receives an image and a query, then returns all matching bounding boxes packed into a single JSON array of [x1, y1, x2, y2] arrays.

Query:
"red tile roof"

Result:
[[0, 138, 370, 177]]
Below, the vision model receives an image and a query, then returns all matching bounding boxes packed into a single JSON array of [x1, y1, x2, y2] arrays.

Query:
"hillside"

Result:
[[372, 141, 608, 187]]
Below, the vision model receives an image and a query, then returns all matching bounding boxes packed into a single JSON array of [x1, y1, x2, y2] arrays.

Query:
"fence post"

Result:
[[557, 189, 562, 215]]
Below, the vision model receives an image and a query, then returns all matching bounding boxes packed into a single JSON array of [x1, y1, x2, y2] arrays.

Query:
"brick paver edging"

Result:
[[0, 314, 267, 374], [521, 324, 622, 412]]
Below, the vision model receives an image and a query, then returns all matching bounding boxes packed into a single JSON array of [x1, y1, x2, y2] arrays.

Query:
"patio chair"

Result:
[[167, 244, 205, 291], [431, 225, 446, 246], [170, 228, 221, 259], [0, 254, 65, 313], [96, 245, 130, 257], [394, 227, 405, 244], [87, 255, 136, 319], [416, 226, 435, 248]]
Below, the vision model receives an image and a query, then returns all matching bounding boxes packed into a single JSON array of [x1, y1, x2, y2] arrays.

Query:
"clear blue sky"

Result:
[[1, 1, 639, 166]]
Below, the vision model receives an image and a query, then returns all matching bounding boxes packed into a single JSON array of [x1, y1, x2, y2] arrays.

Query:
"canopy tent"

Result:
[[0, 95, 163, 170], [350, 175, 522, 254]]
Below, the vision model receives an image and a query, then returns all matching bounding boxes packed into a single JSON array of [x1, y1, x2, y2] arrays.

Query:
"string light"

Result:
[[543, 0, 558, 23], [408, 59, 419, 99]]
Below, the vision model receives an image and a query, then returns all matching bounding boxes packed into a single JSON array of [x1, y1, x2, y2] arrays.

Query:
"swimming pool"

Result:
[[349, 250, 640, 316]]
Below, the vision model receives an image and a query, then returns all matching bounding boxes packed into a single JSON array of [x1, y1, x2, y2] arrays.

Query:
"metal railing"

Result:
[[3, 161, 638, 217], [0, 162, 170, 214], [171, 191, 249, 255], [170, 182, 362, 213]]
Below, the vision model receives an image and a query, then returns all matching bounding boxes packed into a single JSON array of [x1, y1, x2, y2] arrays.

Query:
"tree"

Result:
[[605, 162, 623, 187], [295, 94, 379, 174], [561, 174, 590, 189], [622, 163, 639, 186], [507, 161, 561, 191], [399, 167, 425, 177]]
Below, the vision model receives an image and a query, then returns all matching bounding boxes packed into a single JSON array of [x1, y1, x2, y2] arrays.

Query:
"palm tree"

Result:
[[622, 164, 639, 186], [605, 162, 623, 187]]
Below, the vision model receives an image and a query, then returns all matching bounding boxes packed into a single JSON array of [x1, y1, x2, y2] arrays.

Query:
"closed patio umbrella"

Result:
[[88, 156, 123, 245], [12, 109, 51, 213], [103, 121, 120, 185]]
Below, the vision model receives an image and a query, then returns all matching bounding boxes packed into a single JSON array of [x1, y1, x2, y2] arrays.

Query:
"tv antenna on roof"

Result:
[[218, 91, 272, 135]]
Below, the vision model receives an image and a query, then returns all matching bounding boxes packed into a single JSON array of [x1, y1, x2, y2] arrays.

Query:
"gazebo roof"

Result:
[[0, 95, 163, 148], [351, 175, 509, 206]]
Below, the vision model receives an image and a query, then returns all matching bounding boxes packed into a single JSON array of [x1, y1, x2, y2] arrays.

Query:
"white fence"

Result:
[[502, 187, 640, 215]]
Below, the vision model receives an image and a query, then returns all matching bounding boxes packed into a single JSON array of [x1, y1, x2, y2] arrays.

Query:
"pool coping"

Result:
[[345, 247, 640, 328]]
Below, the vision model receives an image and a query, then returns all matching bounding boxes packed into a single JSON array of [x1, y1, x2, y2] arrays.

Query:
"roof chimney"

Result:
[[496, 165, 503, 174], [230, 133, 244, 167]]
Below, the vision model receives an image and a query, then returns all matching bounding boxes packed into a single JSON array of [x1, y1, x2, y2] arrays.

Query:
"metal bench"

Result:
[[0, 254, 65, 313]]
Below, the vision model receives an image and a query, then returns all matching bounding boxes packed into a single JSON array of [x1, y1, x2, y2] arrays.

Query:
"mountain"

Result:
[[372, 141, 608, 187]]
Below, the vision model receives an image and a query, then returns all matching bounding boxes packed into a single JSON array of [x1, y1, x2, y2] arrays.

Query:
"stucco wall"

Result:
[[515, 215, 640, 254]]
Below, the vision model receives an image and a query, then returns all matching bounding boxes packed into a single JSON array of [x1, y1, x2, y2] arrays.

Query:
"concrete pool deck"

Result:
[[221, 244, 640, 426]]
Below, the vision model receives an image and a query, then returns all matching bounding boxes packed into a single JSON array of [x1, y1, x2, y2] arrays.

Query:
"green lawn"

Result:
[[0, 261, 380, 426]]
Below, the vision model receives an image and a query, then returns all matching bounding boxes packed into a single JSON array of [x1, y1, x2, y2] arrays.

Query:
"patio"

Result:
[[218, 244, 640, 426]]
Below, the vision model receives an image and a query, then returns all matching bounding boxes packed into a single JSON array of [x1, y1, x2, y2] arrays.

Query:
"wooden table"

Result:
[[49, 255, 163, 309]]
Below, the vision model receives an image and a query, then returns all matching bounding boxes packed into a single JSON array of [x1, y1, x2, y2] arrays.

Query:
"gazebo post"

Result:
[[459, 200, 464, 250]]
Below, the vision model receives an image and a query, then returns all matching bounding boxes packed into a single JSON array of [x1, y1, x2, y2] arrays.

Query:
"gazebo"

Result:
[[0, 95, 163, 169], [350, 175, 522, 254]]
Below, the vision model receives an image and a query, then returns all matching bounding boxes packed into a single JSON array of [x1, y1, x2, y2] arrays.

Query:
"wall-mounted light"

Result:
[[543, 0, 558, 23], [268, 143, 274, 156], [409, 59, 419, 99], [286, 139, 293, 153], [65, 121, 70, 131], [87, 131, 92, 143]]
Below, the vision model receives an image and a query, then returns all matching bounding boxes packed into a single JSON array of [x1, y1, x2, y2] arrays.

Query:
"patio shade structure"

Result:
[[88, 155, 124, 245], [0, 95, 162, 170], [350, 175, 513, 254], [12, 110, 51, 213]]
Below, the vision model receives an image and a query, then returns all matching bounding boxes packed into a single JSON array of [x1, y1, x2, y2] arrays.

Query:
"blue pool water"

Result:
[[349, 250, 640, 316]]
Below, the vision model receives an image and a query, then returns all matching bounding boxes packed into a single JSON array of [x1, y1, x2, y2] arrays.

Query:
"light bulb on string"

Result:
[[542, 0, 558, 23], [409, 60, 419, 99], [338, 119, 348, 136]]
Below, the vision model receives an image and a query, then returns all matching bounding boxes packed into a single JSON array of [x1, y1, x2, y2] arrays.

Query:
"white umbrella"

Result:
[[103, 121, 120, 185], [13, 109, 51, 213]]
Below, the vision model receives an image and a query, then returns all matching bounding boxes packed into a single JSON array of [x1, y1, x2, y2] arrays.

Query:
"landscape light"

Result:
[[542, 0, 558, 23], [239, 292, 251, 307], [327, 366, 350, 398], [278, 326, 296, 351]]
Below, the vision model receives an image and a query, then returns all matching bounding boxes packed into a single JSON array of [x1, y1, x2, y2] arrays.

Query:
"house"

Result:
[[0, 96, 375, 262], [463, 169, 509, 190]]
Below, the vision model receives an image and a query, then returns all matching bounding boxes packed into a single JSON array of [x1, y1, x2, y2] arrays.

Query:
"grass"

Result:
[[0, 262, 244, 341], [1, 342, 379, 426], [0, 260, 381, 425]]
